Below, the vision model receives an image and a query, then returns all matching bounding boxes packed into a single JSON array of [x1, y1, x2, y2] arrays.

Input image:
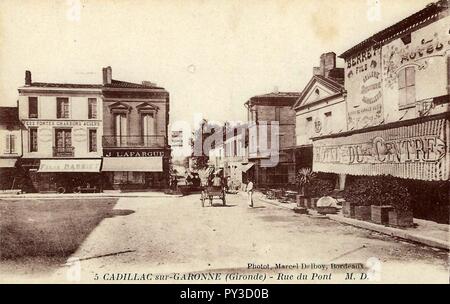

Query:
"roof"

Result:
[[104, 79, 165, 90], [246, 91, 302, 107], [293, 75, 345, 109], [340, 0, 448, 58], [0, 107, 20, 124], [251, 92, 302, 99], [26, 82, 102, 89]]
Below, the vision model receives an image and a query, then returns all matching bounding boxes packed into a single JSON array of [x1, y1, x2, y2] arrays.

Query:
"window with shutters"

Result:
[[88, 98, 97, 119], [29, 97, 38, 118], [4, 134, 16, 154], [398, 67, 416, 108], [275, 107, 281, 122], [88, 129, 97, 152], [54, 128, 73, 156], [57, 98, 70, 118], [29, 128, 38, 152]]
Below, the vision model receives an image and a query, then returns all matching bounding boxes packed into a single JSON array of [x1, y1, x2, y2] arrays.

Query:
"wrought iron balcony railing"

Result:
[[53, 146, 75, 157], [102, 135, 166, 148]]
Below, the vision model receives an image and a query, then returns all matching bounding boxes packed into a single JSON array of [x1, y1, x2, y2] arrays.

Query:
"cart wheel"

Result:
[[73, 187, 81, 194], [57, 186, 66, 194]]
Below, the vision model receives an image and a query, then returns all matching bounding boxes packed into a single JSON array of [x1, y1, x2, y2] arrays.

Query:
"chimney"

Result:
[[313, 67, 322, 76], [102, 66, 112, 85], [142, 81, 156, 87], [25, 70, 32, 85], [321, 52, 336, 78]]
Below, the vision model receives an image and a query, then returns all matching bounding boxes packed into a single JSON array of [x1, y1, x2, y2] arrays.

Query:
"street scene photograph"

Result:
[[0, 0, 449, 285]]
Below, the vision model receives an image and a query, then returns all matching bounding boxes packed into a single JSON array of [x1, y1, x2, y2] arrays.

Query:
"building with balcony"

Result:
[[0, 107, 23, 191], [101, 66, 170, 190], [17, 71, 103, 192]]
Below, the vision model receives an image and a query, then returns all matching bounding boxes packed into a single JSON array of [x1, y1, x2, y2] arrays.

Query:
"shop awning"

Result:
[[312, 117, 450, 181], [241, 162, 255, 173], [102, 157, 163, 172], [38, 159, 101, 173], [0, 158, 17, 168]]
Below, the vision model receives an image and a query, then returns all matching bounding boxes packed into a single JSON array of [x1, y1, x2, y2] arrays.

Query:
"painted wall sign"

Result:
[[104, 149, 166, 157], [382, 18, 450, 89], [170, 130, 183, 147], [313, 118, 449, 181], [345, 46, 384, 130], [23, 120, 101, 127]]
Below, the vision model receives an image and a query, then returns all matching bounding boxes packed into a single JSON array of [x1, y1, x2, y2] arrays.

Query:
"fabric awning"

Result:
[[0, 158, 17, 168], [102, 157, 163, 172], [312, 117, 449, 181], [241, 162, 255, 173], [38, 159, 101, 173]]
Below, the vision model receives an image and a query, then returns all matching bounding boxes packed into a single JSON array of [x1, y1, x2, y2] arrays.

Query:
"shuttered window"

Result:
[[29, 128, 38, 152], [4, 134, 16, 154], [88, 98, 97, 119], [29, 97, 38, 118], [57, 98, 70, 118], [398, 67, 416, 108], [89, 129, 97, 152]]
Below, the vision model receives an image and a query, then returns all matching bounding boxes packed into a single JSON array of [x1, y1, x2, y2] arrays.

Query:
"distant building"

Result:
[[208, 124, 251, 189], [245, 91, 301, 187], [100, 66, 171, 190], [0, 107, 22, 191], [17, 71, 103, 193]]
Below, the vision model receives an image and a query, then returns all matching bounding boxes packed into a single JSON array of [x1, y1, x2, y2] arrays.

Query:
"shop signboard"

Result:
[[103, 149, 166, 157], [313, 118, 449, 181]]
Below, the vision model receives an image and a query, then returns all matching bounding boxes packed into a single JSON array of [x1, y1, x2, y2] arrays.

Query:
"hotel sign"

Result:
[[313, 118, 449, 181]]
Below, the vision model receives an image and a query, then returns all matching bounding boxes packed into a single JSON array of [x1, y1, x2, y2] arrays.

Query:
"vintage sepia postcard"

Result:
[[0, 0, 449, 288]]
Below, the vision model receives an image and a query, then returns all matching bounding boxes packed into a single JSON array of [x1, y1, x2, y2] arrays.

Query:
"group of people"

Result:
[[171, 169, 255, 207]]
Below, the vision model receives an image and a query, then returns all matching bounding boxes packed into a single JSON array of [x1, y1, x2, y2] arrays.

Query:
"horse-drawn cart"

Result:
[[200, 186, 226, 207]]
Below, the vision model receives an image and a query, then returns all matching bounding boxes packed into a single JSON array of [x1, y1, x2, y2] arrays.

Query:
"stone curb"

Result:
[[328, 214, 450, 251]]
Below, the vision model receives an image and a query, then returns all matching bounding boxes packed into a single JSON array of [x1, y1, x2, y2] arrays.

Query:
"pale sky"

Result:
[[0, 0, 433, 125]]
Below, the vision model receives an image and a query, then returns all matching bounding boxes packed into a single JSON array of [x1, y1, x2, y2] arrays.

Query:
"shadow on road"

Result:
[[0, 198, 125, 273]]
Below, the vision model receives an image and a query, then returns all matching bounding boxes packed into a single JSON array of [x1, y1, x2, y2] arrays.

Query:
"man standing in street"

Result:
[[247, 178, 254, 208]]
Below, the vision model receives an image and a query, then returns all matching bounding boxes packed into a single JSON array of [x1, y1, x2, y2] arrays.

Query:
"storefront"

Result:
[[313, 114, 450, 222], [0, 158, 19, 190], [101, 149, 168, 190], [313, 114, 449, 182], [28, 158, 102, 193]]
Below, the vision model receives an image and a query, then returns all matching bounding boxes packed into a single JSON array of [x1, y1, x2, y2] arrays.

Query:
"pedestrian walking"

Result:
[[247, 178, 254, 207]]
